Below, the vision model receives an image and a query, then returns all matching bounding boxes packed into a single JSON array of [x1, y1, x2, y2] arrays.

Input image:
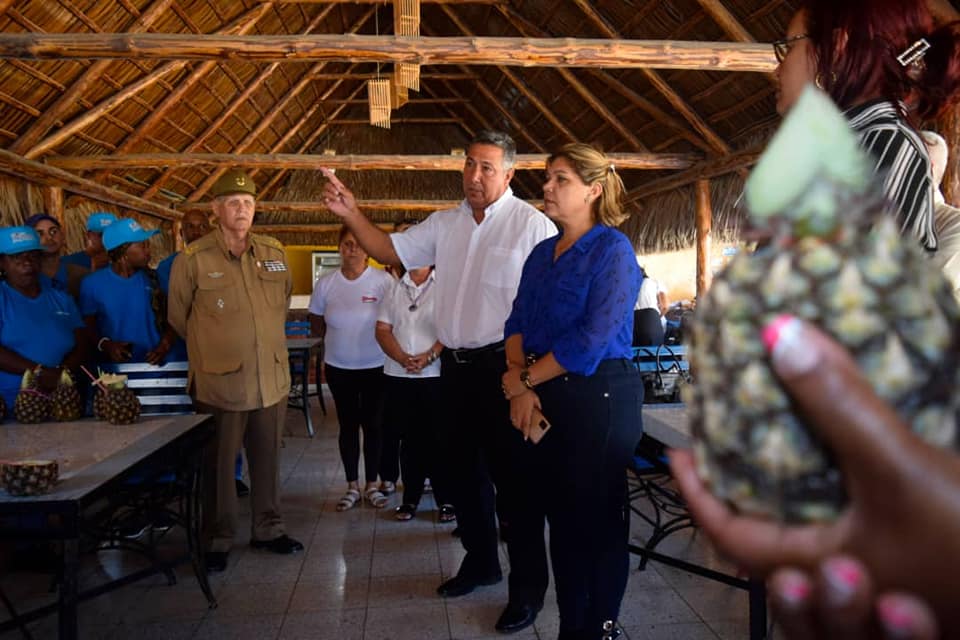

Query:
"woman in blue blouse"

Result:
[[502, 143, 643, 640], [0, 227, 87, 411]]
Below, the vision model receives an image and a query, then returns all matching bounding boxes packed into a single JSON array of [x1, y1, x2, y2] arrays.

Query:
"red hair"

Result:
[[802, 0, 960, 122]]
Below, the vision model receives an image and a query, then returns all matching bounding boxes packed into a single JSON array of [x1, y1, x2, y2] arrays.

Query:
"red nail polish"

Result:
[[825, 557, 862, 591], [778, 576, 811, 605], [878, 599, 915, 634], [761, 314, 797, 353]]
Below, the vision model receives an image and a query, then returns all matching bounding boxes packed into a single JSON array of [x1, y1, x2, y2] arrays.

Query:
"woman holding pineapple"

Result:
[[500, 143, 642, 640], [0, 226, 87, 415]]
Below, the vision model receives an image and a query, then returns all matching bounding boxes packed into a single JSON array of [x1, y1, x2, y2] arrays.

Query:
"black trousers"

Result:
[[535, 359, 644, 639], [325, 364, 385, 484], [383, 375, 453, 506], [440, 347, 549, 607]]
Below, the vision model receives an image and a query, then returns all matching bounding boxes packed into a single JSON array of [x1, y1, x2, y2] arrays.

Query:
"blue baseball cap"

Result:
[[103, 218, 160, 251], [86, 211, 117, 232], [25, 213, 61, 229], [0, 226, 42, 255]]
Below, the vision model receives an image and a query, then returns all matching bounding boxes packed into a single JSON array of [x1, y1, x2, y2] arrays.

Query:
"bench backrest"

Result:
[[632, 345, 689, 374], [100, 361, 193, 416]]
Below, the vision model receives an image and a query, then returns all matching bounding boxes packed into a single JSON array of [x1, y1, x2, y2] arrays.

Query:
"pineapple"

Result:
[[688, 87, 960, 523], [95, 373, 140, 425], [50, 370, 83, 422], [13, 369, 51, 424]]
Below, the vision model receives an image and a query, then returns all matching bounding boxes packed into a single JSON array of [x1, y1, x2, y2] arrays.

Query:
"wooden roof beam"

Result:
[[254, 79, 366, 200], [50, 152, 698, 172], [102, 4, 281, 160], [8, 0, 175, 156], [625, 143, 763, 203], [178, 200, 516, 214], [570, 0, 732, 155], [0, 0, 16, 20], [436, 8, 579, 144], [0, 33, 777, 72], [694, 0, 756, 43], [494, 5, 647, 152], [0, 149, 177, 220], [270, 0, 501, 3], [144, 9, 374, 200]]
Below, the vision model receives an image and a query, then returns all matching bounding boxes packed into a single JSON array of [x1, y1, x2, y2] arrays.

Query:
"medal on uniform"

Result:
[[217, 298, 225, 309]]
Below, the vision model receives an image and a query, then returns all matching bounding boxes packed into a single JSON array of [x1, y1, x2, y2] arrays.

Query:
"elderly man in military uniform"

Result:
[[168, 169, 303, 572]]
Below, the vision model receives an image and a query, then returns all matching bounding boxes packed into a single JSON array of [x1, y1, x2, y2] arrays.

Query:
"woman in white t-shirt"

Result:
[[309, 228, 393, 511]]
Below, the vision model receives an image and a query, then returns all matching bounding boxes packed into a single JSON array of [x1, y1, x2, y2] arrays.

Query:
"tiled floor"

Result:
[[3, 392, 759, 639]]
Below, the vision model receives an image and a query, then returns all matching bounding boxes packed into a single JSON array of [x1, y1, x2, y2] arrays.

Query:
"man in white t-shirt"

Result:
[[633, 265, 666, 345], [320, 131, 557, 634]]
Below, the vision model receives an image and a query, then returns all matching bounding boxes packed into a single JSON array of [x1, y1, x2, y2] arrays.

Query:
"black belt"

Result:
[[442, 341, 505, 365]]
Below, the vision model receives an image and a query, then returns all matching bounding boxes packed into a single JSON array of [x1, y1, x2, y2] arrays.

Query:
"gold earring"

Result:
[[584, 195, 589, 204]]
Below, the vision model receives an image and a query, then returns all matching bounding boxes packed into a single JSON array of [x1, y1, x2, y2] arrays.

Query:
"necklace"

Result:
[[405, 278, 434, 311]]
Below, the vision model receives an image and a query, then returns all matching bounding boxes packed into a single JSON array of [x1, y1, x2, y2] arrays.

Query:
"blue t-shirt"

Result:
[[0, 281, 84, 408], [155, 252, 187, 361], [504, 225, 640, 376], [79, 268, 162, 362], [61, 251, 92, 270]]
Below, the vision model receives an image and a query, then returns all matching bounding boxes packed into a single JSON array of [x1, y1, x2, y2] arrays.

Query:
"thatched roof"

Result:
[[0, 0, 894, 255]]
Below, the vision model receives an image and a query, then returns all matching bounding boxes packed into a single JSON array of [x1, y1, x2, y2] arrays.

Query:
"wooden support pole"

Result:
[[48, 151, 699, 172], [0, 33, 777, 72], [695, 179, 712, 299], [0, 149, 178, 220], [41, 185, 63, 222]]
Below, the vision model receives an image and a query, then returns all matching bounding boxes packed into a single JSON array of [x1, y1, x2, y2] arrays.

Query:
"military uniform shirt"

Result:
[[167, 228, 291, 412]]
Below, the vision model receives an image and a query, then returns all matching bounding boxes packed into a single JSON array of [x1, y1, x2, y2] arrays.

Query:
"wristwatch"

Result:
[[519, 368, 534, 389]]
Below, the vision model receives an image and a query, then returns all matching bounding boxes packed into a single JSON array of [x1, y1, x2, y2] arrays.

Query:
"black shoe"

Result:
[[205, 551, 228, 573], [436, 572, 502, 598], [235, 479, 250, 497], [495, 602, 542, 634], [249, 534, 304, 555]]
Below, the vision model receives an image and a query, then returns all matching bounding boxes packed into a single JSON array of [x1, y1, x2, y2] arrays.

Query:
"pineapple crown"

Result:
[[744, 86, 874, 238]]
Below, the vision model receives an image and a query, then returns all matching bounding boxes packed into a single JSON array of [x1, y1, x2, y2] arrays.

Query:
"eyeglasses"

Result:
[[773, 34, 808, 63]]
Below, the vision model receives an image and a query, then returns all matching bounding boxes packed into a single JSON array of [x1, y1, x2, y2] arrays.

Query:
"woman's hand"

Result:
[[501, 367, 528, 400], [670, 317, 960, 635], [767, 556, 939, 640], [103, 339, 133, 363], [509, 390, 541, 439]]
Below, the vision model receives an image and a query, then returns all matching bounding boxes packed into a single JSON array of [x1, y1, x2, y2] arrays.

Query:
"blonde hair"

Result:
[[547, 143, 627, 226]]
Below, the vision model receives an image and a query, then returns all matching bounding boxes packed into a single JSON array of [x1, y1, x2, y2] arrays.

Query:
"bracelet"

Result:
[[97, 337, 110, 352], [426, 350, 437, 364], [520, 368, 535, 389]]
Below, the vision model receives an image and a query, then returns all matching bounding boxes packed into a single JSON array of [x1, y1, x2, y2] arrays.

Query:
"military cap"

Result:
[[211, 169, 257, 198]]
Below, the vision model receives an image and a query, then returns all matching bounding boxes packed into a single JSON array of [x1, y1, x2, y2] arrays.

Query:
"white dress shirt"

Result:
[[391, 188, 557, 349], [378, 271, 441, 378], [933, 200, 960, 299]]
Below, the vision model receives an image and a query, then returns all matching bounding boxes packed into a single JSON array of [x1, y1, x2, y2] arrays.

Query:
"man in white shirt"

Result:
[[321, 131, 557, 634], [922, 130, 960, 299]]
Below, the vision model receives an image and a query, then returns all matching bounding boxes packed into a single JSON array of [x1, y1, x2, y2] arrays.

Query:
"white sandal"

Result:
[[364, 486, 388, 508], [336, 488, 361, 511]]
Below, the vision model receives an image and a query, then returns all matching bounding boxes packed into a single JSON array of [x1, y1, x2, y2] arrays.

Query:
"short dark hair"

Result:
[[470, 131, 517, 169]]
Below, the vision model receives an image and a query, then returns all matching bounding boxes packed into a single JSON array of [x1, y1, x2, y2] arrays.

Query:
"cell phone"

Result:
[[528, 408, 551, 445]]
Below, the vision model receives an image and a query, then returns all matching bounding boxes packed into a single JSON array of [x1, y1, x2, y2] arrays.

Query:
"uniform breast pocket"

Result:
[[258, 270, 288, 308], [196, 276, 239, 315], [480, 246, 523, 289]]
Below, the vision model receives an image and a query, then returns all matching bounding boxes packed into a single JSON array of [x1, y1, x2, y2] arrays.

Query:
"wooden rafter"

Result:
[[255, 79, 367, 200], [0, 0, 17, 21], [270, 0, 501, 3], [0, 33, 776, 72], [694, 0, 755, 43], [0, 149, 176, 220], [178, 200, 526, 214], [570, 0, 732, 155], [49, 152, 698, 171], [433, 10, 579, 145], [8, 0, 175, 156], [98, 3, 285, 170], [493, 5, 647, 151], [625, 143, 763, 203], [142, 9, 374, 200]]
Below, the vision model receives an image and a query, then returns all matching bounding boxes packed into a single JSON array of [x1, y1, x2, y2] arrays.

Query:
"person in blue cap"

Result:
[[0, 226, 87, 410], [79, 218, 177, 365], [25, 213, 89, 299], [62, 211, 116, 271]]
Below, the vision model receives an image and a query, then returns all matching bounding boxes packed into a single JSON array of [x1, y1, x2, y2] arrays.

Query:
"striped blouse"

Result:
[[845, 99, 937, 252]]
